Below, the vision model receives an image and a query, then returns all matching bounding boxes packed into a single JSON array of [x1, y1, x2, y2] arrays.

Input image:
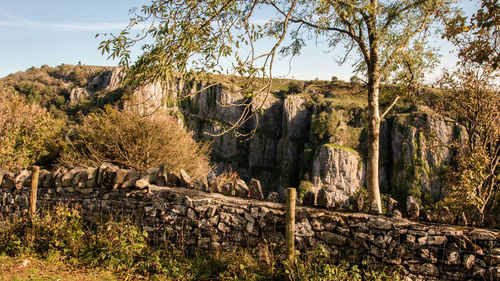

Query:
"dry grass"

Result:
[[0, 255, 117, 281]]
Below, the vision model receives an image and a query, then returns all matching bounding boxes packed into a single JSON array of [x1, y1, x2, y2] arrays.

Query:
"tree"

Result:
[[438, 0, 500, 218], [100, 0, 447, 213], [438, 63, 499, 218], [443, 0, 499, 69]]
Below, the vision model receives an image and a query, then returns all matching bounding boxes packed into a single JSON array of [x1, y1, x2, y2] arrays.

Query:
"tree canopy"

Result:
[[443, 0, 499, 69]]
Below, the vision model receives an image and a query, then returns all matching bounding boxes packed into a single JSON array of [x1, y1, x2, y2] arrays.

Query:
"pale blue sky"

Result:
[[0, 0, 465, 82]]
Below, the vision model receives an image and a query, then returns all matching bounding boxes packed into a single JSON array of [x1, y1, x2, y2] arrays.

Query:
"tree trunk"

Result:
[[367, 73, 382, 214]]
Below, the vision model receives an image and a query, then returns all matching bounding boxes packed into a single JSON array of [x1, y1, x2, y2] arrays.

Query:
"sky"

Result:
[[0, 0, 466, 82]]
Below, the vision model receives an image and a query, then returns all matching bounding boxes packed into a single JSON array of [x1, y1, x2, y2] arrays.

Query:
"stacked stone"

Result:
[[0, 163, 265, 219], [142, 186, 286, 250], [0, 170, 30, 216]]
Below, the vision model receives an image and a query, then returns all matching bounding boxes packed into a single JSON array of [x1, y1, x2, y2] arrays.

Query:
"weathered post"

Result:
[[286, 187, 296, 262], [29, 166, 40, 216]]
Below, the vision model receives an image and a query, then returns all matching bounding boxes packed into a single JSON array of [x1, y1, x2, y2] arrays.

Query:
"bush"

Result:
[[0, 91, 65, 172], [298, 180, 315, 203], [311, 111, 341, 142], [350, 75, 363, 85], [60, 106, 211, 179], [0, 206, 84, 257]]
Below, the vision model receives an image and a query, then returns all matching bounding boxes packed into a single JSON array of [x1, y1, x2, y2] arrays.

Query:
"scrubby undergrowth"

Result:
[[0, 207, 400, 281]]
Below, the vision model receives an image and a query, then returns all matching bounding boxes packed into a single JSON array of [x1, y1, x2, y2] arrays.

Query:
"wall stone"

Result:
[[1, 166, 499, 281]]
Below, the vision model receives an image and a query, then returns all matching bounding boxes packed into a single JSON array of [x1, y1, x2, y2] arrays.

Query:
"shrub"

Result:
[[60, 106, 211, 179], [0, 91, 65, 172], [0, 206, 84, 257], [439, 64, 500, 218], [350, 75, 363, 85], [297, 180, 315, 203], [311, 111, 342, 142]]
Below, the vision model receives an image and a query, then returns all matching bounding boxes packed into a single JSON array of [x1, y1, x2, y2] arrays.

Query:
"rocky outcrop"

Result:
[[69, 87, 90, 103], [277, 95, 312, 195], [282, 95, 311, 138], [390, 106, 466, 205], [312, 144, 364, 207]]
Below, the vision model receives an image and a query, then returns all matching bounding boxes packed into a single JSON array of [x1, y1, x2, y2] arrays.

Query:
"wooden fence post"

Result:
[[286, 187, 296, 262], [29, 166, 39, 216]]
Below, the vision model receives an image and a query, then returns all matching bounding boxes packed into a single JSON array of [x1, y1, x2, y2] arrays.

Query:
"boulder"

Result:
[[351, 193, 364, 212], [179, 169, 191, 187], [470, 207, 484, 227], [221, 182, 234, 196], [42, 171, 54, 188], [135, 178, 149, 189], [458, 211, 468, 226], [316, 189, 335, 209], [234, 179, 250, 198], [145, 168, 159, 184], [207, 172, 216, 192], [97, 162, 119, 188], [302, 191, 316, 206], [192, 178, 208, 191], [86, 167, 98, 188], [267, 192, 279, 202], [248, 178, 264, 200], [438, 206, 455, 224], [54, 167, 68, 188], [166, 171, 181, 186], [14, 169, 31, 188], [38, 169, 51, 187], [61, 170, 75, 187], [387, 197, 402, 218], [407, 196, 420, 220], [156, 164, 168, 186], [0, 170, 15, 189]]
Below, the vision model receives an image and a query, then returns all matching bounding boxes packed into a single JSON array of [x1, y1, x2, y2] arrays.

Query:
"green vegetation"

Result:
[[324, 143, 360, 155], [1, 67, 213, 178], [0, 207, 401, 281], [297, 180, 315, 203]]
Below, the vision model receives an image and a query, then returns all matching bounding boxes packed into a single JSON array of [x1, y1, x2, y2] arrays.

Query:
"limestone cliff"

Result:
[[312, 144, 365, 207], [74, 69, 464, 207]]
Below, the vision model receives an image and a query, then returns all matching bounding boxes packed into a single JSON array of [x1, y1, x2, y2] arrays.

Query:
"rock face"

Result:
[[69, 88, 90, 103], [79, 70, 468, 209], [390, 107, 466, 205], [312, 144, 364, 207], [277, 95, 312, 195]]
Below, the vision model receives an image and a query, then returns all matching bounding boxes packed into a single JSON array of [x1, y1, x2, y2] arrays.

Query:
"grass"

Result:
[[325, 142, 361, 155]]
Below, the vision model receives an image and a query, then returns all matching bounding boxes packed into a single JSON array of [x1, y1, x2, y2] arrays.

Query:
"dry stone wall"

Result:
[[1, 165, 499, 281]]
